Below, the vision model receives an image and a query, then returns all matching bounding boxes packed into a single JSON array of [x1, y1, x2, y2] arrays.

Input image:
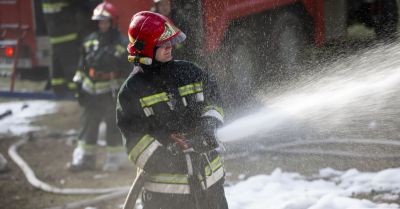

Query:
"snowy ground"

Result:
[[227, 168, 399, 209], [0, 100, 56, 135], [1, 100, 399, 209]]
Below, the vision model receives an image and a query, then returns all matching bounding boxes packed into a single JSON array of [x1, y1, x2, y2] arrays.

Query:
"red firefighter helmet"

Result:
[[127, 11, 186, 65], [92, 1, 118, 22]]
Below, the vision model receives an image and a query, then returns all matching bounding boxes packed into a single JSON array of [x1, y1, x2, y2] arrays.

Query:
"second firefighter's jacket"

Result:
[[117, 60, 225, 194], [74, 29, 130, 95]]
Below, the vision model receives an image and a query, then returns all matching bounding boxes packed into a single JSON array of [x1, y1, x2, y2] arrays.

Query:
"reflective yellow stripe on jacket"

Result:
[[77, 141, 95, 153], [204, 105, 224, 118], [202, 105, 224, 123], [148, 173, 189, 184], [84, 39, 99, 51], [205, 155, 223, 176], [114, 44, 126, 57], [140, 92, 169, 107], [144, 157, 225, 194], [106, 146, 125, 153], [128, 134, 161, 168], [49, 33, 78, 44], [178, 82, 203, 96], [81, 77, 123, 94], [42, 2, 68, 14], [51, 78, 76, 90], [51, 78, 66, 86]]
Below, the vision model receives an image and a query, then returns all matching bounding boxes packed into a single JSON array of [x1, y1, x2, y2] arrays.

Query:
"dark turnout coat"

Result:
[[117, 60, 227, 198], [75, 29, 129, 95]]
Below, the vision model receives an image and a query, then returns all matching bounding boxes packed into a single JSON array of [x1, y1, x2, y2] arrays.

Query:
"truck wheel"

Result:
[[374, 0, 398, 38], [267, 11, 309, 78]]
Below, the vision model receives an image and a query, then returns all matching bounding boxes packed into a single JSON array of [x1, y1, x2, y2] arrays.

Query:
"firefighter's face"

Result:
[[98, 20, 111, 33], [155, 41, 173, 62]]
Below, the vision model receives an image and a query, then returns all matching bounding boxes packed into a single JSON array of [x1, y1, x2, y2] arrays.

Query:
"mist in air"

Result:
[[218, 41, 400, 142]]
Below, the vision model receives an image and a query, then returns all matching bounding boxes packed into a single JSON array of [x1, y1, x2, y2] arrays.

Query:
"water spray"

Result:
[[218, 42, 400, 142]]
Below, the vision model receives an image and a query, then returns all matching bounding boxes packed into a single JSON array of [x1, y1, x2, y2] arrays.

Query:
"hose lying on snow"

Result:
[[0, 152, 8, 172], [43, 189, 129, 209], [8, 138, 130, 195]]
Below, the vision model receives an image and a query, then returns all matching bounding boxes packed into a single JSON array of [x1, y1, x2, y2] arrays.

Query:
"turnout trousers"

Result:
[[142, 180, 229, 209], [78, 92, 121, 147]]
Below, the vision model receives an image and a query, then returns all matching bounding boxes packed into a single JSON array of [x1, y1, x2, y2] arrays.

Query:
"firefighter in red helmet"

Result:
[[67, 1, 131, 172], [117, 12, 229, 209], [91, 1, 118, 23]]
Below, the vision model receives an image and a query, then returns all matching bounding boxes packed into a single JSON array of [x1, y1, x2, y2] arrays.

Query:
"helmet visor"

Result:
[[157, 31, 186, 47], [91, 15, 112, 21]]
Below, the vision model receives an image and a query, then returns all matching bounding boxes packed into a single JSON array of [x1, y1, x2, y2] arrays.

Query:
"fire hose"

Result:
[[8, 138, 132, 209]]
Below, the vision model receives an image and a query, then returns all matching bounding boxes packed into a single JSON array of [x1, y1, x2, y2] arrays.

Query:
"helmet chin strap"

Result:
[[128, 55, 153, 65], [132, 65, 144, 74]]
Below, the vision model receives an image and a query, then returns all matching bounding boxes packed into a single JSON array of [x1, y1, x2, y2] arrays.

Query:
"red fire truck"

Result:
[[0, 0, 398, 95], [0, 0, 152, 93], [175, 0, 398, 92]]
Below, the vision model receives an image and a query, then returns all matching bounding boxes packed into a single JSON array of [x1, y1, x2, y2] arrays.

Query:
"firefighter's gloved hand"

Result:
[[170, 133, 191, 151], [193, 117, 219, 152], [170, 117, 219, 153], [74, 82, 85, 105], [73, 72, 85, 105]]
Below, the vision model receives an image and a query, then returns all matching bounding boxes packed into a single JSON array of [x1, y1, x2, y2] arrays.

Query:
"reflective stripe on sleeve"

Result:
[[202, 165, 224, 189], [77, 141, 95, 153], [82, 78, 114, 94], [202, 109, 224, 123], [178, 82, 203, 96], [202, 105, 224, 123], [106, 146, 126, 153], [49, 33, 78, 45], [73, 70, 84, 83], [205, 155, 223, 176], [140, 92, 169, 107], [51, 78, 66, 86], [68, 82, 77, 90], [42, 2, 68, 14], [128, 135, 161, 168]]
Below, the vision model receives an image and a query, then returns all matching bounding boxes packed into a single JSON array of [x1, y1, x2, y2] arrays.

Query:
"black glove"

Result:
[[75, 82, 86, 106], [192, 117, 219, 152], [168, 118, 219, 153], [170, 133, 191, 150]]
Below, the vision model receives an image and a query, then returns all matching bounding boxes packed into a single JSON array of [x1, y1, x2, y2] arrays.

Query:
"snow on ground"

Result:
[[0, 100, 56, 135], [1, 101, 400, 208], [227, 168, 400, 209]]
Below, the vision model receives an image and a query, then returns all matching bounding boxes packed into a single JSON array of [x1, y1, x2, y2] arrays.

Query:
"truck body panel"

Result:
[[0, 0, 397, 90], [0, 0, 37, 69]]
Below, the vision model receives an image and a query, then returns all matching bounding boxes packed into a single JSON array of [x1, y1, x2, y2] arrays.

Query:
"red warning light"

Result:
[[5, 46, 14, 57]]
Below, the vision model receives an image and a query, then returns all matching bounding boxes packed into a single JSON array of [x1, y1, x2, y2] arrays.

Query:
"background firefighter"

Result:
[[117, 12, 229, 209], [41, 0, 100, 96], [68, 2, 131, 172]]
